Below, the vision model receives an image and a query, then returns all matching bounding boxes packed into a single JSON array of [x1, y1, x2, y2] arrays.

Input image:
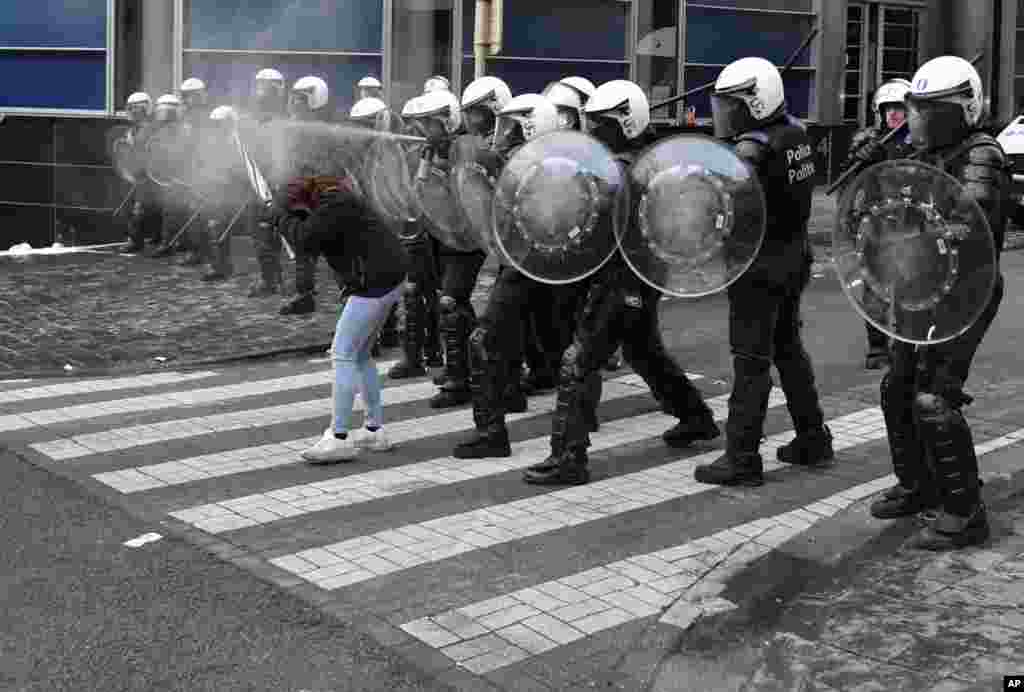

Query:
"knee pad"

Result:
[[559, 343, 585, 382], [439, 295, 457, 315], [914, 391, 957, 426], [469, 325, 495, 362]]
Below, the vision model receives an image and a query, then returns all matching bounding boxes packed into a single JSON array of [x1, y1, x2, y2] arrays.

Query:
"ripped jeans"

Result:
[[331, 285, 404, 434]]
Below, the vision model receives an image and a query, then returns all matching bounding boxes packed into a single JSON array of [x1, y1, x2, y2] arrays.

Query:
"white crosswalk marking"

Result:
[[267, 403, 873, 590], [2, 360, 397, 434], [166, 386, 747, 533], [4, 358, 1023, 687], [399, 429, 1024, 675], [91, 374, 654, 493]]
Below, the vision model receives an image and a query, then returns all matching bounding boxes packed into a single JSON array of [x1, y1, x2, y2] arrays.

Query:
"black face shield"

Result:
[[907, 91, 971, 150]]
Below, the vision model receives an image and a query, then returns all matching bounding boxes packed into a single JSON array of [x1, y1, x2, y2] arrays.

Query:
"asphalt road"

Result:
[[1, 252, 1023, 692], [0, 446, 450, 692]]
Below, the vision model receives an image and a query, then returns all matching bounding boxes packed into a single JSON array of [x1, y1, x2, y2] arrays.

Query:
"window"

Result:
[[1014, 0, 1024, 111], [682, 2, 817, 122], [391, 0, 454, 110], [182, 0, 384, 116], [461, 0, 629, 96], [0, 1, 110, 112], [843, 4, 866, 124], [635, 0, 679, 119]]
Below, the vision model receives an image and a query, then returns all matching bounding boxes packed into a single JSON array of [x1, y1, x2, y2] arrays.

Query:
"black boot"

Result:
[[523, 447, 590, 485], [776, 425, 834, 466], [694, 452, 764, 487], [453, 426, 511, 459], [869, 483, 940, 519], [865, 349, 891, 370], [431, 303, 473, 408], [280, 292, 316, 316], [390, 292, 427, 379], [905, 504, 990, 550], [424, 291, 444, 367], [662, 409, 721, 448]]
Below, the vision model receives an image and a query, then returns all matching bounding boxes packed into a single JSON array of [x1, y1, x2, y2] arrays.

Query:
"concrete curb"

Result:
[[617, 450, 1024, 691]]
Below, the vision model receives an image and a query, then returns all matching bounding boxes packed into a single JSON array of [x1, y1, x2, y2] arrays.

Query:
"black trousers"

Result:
[[882, 275, 1004, 515], [436, 247, 487, 389], [725, 244, 824, 455], [550, 263, 709, 454]]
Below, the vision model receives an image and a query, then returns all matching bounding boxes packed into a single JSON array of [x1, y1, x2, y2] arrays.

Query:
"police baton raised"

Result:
[[825, 51, 984, 196], [651, 24, 819, 113]]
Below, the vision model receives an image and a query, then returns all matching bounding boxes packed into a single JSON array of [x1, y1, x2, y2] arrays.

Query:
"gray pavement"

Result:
[[0, 224, 1023, 691]]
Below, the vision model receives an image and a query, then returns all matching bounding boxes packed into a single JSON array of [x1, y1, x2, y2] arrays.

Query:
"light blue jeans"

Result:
[[331, 284, 404, 434]]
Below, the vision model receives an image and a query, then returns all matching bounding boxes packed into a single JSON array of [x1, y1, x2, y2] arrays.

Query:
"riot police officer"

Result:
[[869, 56, 1007, 550], [196, 106, 250, 281], [523, 80, 720, 486], [356, 76, 384, 102], [247, 68, 289, 297], [402, 88, 489, 408], [693, 57, 831, 487], [120, 92, 161, 253], [148, 93, 193, 259], [840, 78, 914, 370], [280, 75, 334, 315], [452, 93, 561, 458], [177, 78, 214, 266], [424, 76, 450, 94]]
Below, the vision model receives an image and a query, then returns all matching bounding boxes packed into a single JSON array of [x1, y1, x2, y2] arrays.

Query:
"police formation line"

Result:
[[112, 54, 1008, 553]]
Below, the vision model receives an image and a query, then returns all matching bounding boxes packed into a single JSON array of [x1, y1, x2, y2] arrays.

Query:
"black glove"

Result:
[[853, 138, 883, 166]]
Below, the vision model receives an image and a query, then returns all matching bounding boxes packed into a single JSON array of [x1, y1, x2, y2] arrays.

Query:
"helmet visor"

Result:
[[463, 104, 494, 136], [154, 105, 179, 123], [710, 93, 757, 140], [127, 103, 149, 122], [494, 115, 526, 151], [289, 91, 315, 119], [906, 97, 965, 150]]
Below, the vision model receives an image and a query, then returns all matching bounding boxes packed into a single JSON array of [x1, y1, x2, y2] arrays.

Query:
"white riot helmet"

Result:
[[253, 68, 286, 114], [210, 105, 239, 126], [401, 88, 461, 138], [494, 94, 559, 150], [290, 76, 329, 119], [583, 80, 650, 143], [357, 75, 383, 100], [543, 81, 584, 130], [350, 96, 390, 130], [907, 56, 984, 150], [125, 92, 152, 122], [423, 75, 450, 94], [461, 76, 513, 136], [711, 57, 786, 139], [559, 76, 596, 103], [179, 77, 208, 108], [154, 93, 182, 123], [873, 78, 911, 118]]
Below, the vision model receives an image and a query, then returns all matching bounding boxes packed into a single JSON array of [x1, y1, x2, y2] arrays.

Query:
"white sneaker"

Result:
[[352, 427, 394, 452], [302, 433, 359, 463]]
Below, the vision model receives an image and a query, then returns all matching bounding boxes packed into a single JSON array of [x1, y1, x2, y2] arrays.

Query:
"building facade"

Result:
[[0, 0, 1018, 247]]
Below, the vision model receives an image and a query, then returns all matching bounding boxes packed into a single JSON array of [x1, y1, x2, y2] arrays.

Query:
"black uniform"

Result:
[[247, 110, 286, 296], [871, 130, 1007, 550], [194, 130, 250, 280], [388, 217, 443, 378], [839, 123, 915, 366], [420, 135, 488, 409], [122, 121, 164, 252], [694, 114, 830, 487], [179, 105, 214, 266], [523, 133, 718, 486]]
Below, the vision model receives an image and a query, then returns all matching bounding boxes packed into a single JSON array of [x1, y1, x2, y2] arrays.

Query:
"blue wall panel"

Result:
[[685, 7, 814, 66], [0, 53, 106, 110], [184, 53, 382, 116], [462, 57, 628, 98], [0, 1, 107, 48], [187, 0, 382, 52], [463, 0, 626, 60]]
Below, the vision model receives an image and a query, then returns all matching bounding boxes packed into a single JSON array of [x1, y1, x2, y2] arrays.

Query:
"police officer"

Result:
[[356, 76, 384, 102], [424, 76, 450, 94], [523, 80, 720, 486], [247, 68, 288, 297], [280, 75, 334, 315], [839, 78, 914, 370], [402, 88, 489, 408], [452, 93, 560, 458], [196, 106, 250, 281], [177, 78, 214, 266], [120, 92, 161, 253], [149, 93, 193, 259], [693, 57, 832, 487], [869, 56, 1007, 550], [387, 90, 449, 379]]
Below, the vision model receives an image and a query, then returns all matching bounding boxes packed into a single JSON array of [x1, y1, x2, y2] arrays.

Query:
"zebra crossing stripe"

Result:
[[1, 360, 397, 434], [0, 371, 219, 405], [398, 426, 1024, 675], [165, 384, 747, 533], [93, 374, 655, 494], [266, 405, 879, 592]]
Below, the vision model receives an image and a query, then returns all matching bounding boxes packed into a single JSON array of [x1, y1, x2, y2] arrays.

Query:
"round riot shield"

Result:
[[617, 134, 766, 298], [454, 161, 498, 253], [415, 162, 480, 252], [834, 159, 997, 345], [108, 126, 141, 184], [146, 127, 187, 187], [365, 138, 419, 225], [492, 131, 622, 284]]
